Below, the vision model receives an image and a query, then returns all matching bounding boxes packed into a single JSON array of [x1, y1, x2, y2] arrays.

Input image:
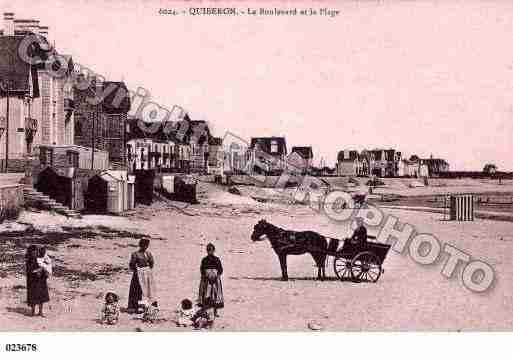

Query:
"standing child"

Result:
[[101, 292, 120, 325], [198, 243, 224, 318]]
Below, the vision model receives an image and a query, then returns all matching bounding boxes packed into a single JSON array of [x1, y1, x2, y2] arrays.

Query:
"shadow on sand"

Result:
[[6, 306, 34, 317], [230, 276, 346, 282]]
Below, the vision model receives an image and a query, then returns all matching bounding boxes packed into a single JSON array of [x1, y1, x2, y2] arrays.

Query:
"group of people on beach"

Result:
[[25, 238, 224, 329], [123, 238, 224, 328], [25, 219, 368, 327]]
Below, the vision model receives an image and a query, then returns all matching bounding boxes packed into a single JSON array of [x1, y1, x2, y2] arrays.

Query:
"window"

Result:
[[40, 148, 54, 166], [270, 140, 278, 154], [75, 120, 82, 137], [67, 151, 79, 167], [127, 144, 133, 161]]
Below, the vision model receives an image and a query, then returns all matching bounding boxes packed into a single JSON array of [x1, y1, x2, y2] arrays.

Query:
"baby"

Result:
[[101, 292, 120, 325], [176, 299, 195, 327], [37, 246, 52, 276]]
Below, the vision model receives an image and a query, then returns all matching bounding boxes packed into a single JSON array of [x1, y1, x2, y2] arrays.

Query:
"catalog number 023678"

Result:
[[5, 344, 38, 352]]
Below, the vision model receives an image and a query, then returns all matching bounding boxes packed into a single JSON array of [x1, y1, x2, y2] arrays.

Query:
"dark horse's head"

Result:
[[251, 219, 272, 242]]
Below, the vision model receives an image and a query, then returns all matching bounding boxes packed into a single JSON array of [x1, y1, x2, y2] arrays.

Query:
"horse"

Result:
[[251, 219, 328, 281]]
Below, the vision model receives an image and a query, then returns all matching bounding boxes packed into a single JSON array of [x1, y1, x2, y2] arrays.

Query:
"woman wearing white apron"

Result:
[[128, 239, 156, 313]]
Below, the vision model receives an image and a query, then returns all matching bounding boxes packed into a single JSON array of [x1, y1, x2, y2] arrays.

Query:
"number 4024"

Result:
[[5, 344, 38, 352]]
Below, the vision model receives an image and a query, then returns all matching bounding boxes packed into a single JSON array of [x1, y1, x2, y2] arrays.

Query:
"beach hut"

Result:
[[449, 194, 474, 221], [127, 175, 135, 210], [134, 169, 155, 205], [35, 167, 86, 210], [86, 170, 131, 214]]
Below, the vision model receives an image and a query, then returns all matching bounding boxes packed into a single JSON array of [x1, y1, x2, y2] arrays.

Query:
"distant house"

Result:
[[249, 137, 287, 175], [291, 146, 313, 168], [368, 148, 401, 177], [125, 118, 191, 173], [208, 136, 224, 175], [398, 156, 430, 177], [336, 150, 369, 176], [185, 118, 211, 174], [286, 146, 313, 175], [223, 141, 249, 175], [422, 155, 450, 177]]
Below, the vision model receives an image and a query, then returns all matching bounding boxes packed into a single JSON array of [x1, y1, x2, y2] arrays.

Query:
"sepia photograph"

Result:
[[0, 0, 512, 355]]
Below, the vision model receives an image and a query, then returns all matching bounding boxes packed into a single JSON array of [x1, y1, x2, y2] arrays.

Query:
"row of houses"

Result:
[[336, 149, 450, 178], [0, 12, 228, 179], [223, 136, 316, 176], [224, 137, 450, 178], [125, 116, 224, 175]]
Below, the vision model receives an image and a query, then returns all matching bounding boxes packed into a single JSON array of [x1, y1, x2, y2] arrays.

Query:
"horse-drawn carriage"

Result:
[[327, 236, 390, 282], [251, 219, 391, 283]]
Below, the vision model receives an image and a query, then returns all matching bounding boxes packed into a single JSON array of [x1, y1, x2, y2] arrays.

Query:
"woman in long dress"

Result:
[[25, 245, 50, 317], [198, 243, 224, 317], [128, 238, 156, 313]]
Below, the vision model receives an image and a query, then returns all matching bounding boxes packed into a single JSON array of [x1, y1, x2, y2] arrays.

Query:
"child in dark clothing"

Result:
[[198, 243, 224, 317]]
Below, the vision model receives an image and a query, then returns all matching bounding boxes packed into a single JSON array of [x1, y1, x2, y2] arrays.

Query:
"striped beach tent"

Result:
[[450, 194, 474, 221]]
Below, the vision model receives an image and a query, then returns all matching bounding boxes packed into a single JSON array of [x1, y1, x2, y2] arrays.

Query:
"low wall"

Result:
[[0, 184, 23, 223]]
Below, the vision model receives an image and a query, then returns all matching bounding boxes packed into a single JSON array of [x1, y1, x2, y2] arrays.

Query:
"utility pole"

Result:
[[1, 80, 10, 173], [91, 105, 96, 170]]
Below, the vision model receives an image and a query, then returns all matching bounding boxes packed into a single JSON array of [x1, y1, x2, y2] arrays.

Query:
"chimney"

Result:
[[3, 12, 14, 36], [30, 19, 40, 34], [38, 25, 49, 38]]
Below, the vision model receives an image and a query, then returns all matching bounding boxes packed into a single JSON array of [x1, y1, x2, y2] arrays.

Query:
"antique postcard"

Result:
[[0, 0, 511, 356]]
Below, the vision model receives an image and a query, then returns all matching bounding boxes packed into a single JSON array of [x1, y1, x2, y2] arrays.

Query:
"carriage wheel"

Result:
[[350, 252, 382, 283], [333, 256, 352, 281]]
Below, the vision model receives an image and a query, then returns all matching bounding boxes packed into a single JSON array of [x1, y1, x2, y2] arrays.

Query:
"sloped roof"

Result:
[[250, 137, 287, 155], [209, 137, 222, 146], [186, 119, 211, 145], [101, 81, 131, 114], [291, 146, 313, 160], [422, 158, 449, 166], [125, 118, 188, 145], [337, 150, 359, 162], [0, 36, 39, 96]]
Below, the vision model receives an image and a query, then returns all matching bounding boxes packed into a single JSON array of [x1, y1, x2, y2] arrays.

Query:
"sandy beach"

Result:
[[1, 183, 512, 331]]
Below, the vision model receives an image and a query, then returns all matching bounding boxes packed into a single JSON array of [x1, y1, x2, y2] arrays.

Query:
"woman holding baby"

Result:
[[25, 245, 51, 317]]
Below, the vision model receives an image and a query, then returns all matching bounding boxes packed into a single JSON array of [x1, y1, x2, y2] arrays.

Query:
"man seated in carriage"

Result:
[[349, 217, 367, 247]]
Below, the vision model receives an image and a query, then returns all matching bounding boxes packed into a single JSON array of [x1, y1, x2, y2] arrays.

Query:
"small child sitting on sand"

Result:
[[192, 304, 215, 329], [101, 292, 120, 325], [176, 299, 195, 327], [142, 301, 159, 323], [176, 298, 214, 329]]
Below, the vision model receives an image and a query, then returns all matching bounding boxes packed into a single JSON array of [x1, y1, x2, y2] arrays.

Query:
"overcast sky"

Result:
[[3, 0, 513, 170]]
